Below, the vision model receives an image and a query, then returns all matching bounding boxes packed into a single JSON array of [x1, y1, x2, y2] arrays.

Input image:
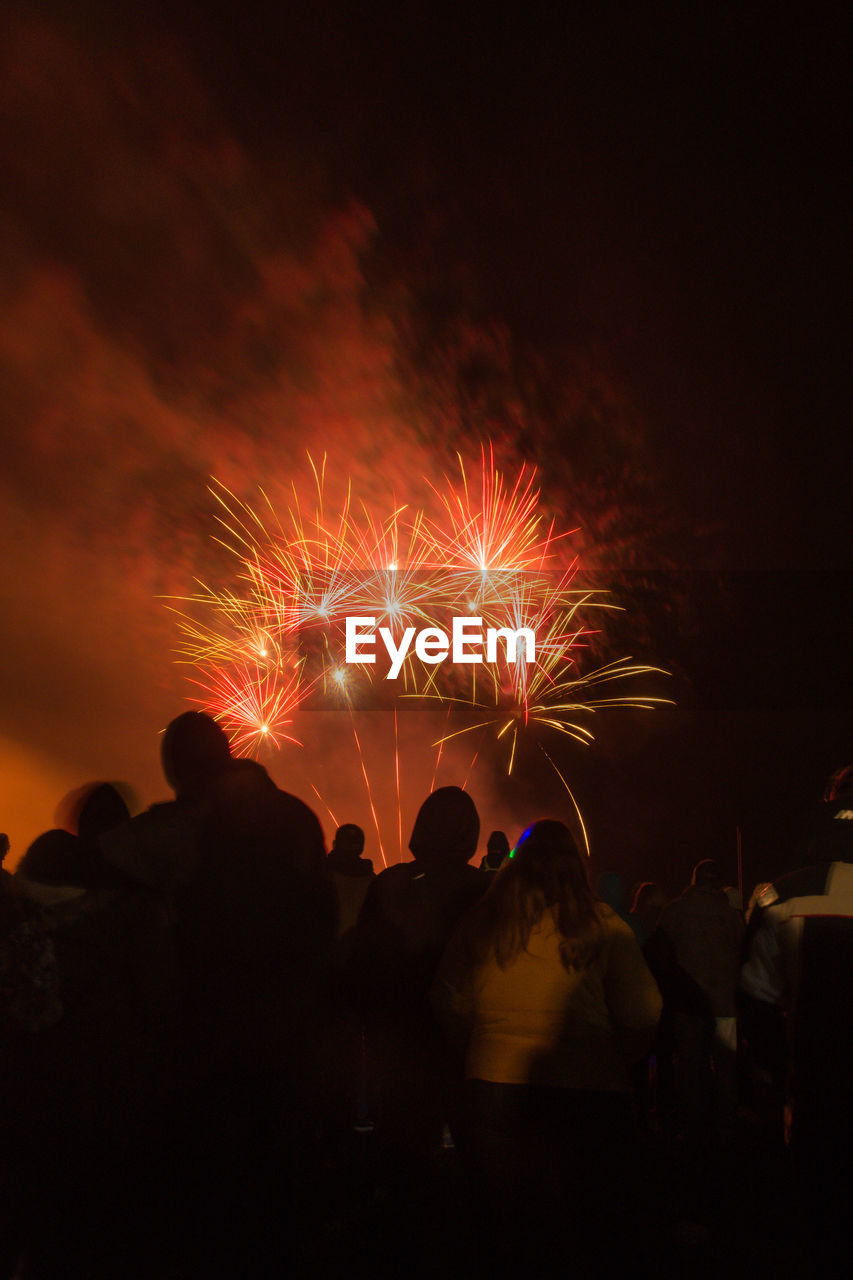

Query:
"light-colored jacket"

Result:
[[431, 903, 662, 1091]]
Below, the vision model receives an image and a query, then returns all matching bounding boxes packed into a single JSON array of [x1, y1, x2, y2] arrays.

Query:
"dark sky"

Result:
[[174, 2, 849, 559], [0, 1, 850, 888]]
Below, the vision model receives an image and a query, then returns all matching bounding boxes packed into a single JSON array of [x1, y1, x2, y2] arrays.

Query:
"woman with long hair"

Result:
[[431, 819, 662, 1265]]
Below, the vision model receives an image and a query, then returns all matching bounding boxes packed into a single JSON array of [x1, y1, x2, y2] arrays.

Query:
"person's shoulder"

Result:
[[275, 789, 322, 823], [374, 862, 412, 880], [368, 863, 413, 895], [125, 799, 199, 839], [146, 800, 179, 817], [358, 863, 421, 922], [599, 901, 638, 941], [271, 790, 326, 860], [766, 863, 832, 908]]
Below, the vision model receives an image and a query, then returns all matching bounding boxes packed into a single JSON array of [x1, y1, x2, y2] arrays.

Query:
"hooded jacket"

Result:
[[355, 787, 485, 1010]]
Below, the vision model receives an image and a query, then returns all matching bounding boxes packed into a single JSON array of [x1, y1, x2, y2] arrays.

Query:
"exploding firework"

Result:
[[189, 658, 305, 756], [170, 449, 670, 855]]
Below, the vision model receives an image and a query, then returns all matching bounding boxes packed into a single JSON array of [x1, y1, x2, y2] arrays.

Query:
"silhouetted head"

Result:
[[409, 786, 480, 867], [631, 880, 665, 913], [333, 823, 366, 856], [487, 830, 510, 859], [487, 819, 604, 970], [630, 881, 667, 932], [161, 711, 232, 800], [511, 820, 588, 901], [18, 829, 83, 887], [53, 783, 136, 890], [0, 833, 9, 866], [56, 782, 133, 841], [692, 858, 724, 890], [75, 783, 131, 843]]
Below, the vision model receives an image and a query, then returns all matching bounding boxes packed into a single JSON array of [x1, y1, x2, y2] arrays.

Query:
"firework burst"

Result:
[[424, 444, 572, 610], [170, 449, 670, 855], [189, 658, 305, 756]]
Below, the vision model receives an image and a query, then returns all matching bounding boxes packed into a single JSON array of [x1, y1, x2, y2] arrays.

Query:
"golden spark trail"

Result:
[[394, 706, 403, 861], [310, 784, 341, 834], [350, 715, 387, 868]]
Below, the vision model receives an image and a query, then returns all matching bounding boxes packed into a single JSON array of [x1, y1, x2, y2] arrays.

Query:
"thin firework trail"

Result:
[[461, 731, 485, 792], [310, 784, 340, 834], [350, 714, 387, 868], [394, 706, 402, 860], [430, 704, 452, 793], [538, 743, 591, 857], [428, 653, 672, 769]]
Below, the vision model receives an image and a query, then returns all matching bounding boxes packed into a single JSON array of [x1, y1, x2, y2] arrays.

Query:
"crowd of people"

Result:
[[1, 712, 851, 1278]]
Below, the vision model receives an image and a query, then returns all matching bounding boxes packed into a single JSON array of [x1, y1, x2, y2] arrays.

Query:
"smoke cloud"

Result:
[[0, 14, 667, 862]]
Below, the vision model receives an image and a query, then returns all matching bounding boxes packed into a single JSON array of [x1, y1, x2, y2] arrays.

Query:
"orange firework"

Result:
[[189, 658, 305, 756], [170, 449, 670, 857], [424, 443, 573, 611]]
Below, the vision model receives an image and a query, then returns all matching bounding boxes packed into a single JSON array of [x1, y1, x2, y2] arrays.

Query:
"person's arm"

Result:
[[740, 895, 787, 1008]]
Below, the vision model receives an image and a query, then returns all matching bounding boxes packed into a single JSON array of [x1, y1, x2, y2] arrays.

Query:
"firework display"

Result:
[[170, 449, 668, 857]]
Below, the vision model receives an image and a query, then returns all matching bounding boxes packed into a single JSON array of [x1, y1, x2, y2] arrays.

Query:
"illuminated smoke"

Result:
[[0, 16, 662, 857]]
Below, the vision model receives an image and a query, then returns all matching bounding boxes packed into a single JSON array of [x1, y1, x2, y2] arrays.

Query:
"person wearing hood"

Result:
[[356, 786, 485, 1011], [480, 829, 510, 876], [353, 786, 485, 1190]]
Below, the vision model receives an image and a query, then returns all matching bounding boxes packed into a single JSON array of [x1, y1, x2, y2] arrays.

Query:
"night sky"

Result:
[[1, 2, 850, 892]]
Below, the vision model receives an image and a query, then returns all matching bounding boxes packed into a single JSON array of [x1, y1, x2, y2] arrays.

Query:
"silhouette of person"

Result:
[[479, 829, 510, 875], [432, 819, 661, 1269], [327, 823, 374, 941], [354, 786, 485, 1167], [102, 711, 233, 902], [179, 762, 336, 1277]]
